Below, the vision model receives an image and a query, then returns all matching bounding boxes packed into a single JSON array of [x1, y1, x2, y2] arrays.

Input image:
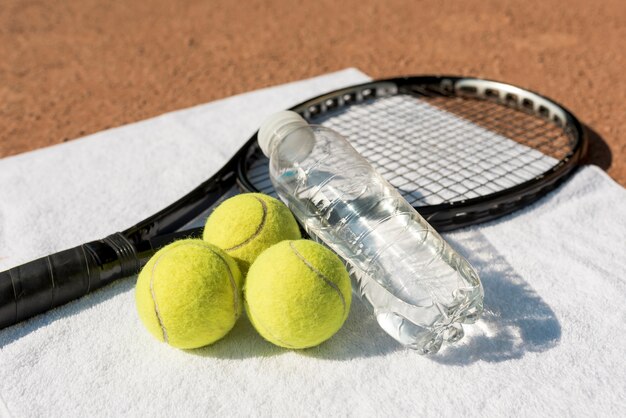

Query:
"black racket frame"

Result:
[[0, 75, 586, 329]]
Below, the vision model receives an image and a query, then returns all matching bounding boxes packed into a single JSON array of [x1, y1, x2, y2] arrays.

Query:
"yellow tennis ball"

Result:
[[203, 193, 301, 274], [135, 239, 242, 349], [244, 239, 352, 349]]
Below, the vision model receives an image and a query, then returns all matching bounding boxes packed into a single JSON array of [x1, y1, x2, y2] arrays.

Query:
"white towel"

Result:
[[1, 69, 625, 417]]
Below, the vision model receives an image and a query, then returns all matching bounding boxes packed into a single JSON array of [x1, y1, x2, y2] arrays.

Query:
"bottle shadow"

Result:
[[196, 228, 562, 362], [432, 230, 562, 365]]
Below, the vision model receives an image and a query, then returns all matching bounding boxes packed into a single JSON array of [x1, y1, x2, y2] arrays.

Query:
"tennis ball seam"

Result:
[[149, 251, 171, 343], [224, 196, 267, 251], [289, 241, 347, 315], [149, 241, 241, 343]]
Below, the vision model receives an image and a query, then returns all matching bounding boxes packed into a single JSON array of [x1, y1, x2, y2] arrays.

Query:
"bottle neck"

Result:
[[268, 121, 309, 156], [258, 111, 310, 157]]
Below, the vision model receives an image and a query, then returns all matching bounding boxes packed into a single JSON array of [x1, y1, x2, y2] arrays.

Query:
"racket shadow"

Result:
[[433, 229, 562, 365], [0, 276, 135, 348], [583, 124, 612, 171]]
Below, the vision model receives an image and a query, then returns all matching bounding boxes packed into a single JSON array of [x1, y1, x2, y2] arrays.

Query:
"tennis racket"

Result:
[[0, 75, 587, 329]]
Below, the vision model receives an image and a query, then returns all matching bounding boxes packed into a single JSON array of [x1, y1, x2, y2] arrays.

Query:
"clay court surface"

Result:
[[1, 0, 624, 185]]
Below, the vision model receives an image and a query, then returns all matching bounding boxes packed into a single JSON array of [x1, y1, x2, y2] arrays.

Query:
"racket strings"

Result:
[[430, 95, 573, 160], [434, 97, 566, 157], [316, 95, 558, 204], [244, 91, 575, 207]]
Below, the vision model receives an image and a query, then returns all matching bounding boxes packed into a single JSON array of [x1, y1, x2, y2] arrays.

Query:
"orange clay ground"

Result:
[[1, 0, 624, 184]]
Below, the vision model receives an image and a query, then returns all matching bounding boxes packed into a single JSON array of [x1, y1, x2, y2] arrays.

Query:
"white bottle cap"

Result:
[[258, 111, 309, 157]]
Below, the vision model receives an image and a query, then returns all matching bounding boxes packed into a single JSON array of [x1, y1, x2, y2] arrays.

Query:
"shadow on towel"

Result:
[[0, 264, 399, 359], [0, 231, 561, 363], [433, 230, 562, 365], [583, 124, 612, 171], [190, 296, 401, 360]]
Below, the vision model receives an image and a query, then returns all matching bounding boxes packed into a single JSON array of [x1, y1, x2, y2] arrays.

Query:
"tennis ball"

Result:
[[244, 239, 352, 349], [135, 239, 242, 349], [203, 193, 301, 274]]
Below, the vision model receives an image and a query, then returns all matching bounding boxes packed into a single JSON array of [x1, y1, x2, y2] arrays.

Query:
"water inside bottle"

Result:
[[277, 167, 483, 354]]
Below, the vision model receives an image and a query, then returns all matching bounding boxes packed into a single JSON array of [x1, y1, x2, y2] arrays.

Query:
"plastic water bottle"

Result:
[[258, 111, 484, 354]]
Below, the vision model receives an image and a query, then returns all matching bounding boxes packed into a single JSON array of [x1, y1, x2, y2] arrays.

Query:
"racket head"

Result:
[[237, 76, 586, 231]]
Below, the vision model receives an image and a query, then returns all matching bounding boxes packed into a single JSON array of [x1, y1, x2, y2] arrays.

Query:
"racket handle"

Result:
[[0, 233, 140, 330]]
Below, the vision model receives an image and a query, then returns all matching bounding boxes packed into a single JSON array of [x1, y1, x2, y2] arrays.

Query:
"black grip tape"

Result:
[[0, 232, 142, 330], [0, 245, 99, 329]]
